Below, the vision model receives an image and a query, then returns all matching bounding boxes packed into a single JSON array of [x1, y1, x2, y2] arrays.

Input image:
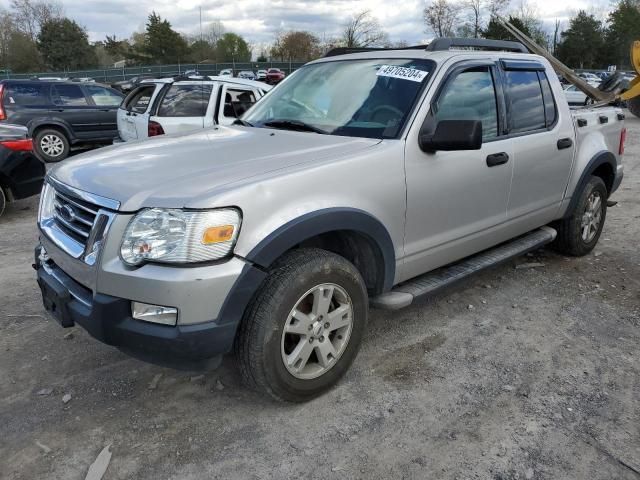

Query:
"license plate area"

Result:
[[38, 274, 74, 328]]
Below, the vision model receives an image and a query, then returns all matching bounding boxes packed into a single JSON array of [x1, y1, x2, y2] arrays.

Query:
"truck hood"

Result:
[[50, 126, 380, 211]]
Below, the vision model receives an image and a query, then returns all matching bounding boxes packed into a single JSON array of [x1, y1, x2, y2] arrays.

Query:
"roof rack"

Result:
[[426, 38, 528, 53], [323, 38, 528, 58], [324, 45, 427, 58]]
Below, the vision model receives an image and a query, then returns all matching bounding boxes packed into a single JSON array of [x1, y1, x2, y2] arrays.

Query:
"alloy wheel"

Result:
[[581, 190, 603, 242], [281, 283, 353, 380], [40, 134, 65, 158]]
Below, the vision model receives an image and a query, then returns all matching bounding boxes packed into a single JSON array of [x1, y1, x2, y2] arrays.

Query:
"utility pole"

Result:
[[199, 6, 204, 63]]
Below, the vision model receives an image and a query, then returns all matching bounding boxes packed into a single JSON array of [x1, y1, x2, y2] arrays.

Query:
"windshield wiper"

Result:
[[263, 119, 327, 134], [232, 118, 253, 127]]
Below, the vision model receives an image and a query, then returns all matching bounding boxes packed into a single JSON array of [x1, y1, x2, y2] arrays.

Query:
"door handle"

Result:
[[486, 152, 509, 167], [557, 138, 573, 150]]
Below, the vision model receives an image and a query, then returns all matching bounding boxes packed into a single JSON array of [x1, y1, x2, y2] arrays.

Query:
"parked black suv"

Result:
[[0, 123, 45, 217], [0, 80, 124, 162]]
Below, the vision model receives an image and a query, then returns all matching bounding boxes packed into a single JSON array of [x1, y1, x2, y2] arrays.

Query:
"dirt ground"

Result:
[[1, 115, 639, 480]]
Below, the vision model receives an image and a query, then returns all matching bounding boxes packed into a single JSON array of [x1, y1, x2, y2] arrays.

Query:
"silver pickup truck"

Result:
[[35, 39, 625, 402]]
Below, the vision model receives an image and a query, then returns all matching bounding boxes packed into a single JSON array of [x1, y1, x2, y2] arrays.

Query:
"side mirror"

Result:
[[419, 120, 483, 152]]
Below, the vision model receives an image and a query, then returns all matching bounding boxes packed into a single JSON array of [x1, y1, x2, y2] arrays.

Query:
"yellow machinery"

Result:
[[500, 18, 640, 118]]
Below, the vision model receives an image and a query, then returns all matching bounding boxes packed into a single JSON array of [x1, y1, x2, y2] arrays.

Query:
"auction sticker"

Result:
[[376, 65, 428, 82]]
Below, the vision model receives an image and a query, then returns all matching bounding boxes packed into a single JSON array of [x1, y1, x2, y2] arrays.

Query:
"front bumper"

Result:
[[35, 245, 266, 361]]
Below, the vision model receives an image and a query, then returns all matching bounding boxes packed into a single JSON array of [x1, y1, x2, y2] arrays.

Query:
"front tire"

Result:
[[34, 128, 70, 162], [235, 248, 368, 402], [552, 176, 607, 256]]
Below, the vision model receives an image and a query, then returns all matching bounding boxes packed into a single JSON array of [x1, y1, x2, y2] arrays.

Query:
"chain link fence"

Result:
[[2, 61, 308, 83]]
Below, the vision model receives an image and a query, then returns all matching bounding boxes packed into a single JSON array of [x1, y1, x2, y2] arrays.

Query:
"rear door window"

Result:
[[158, 84, 213, 117], [222, 88, 257, 118], [4, 83, 50, 105], [84, 85, 122, 106], [504, 71, 546, 133], [51, 84, 89, 106], [123, 85, 156, 113]]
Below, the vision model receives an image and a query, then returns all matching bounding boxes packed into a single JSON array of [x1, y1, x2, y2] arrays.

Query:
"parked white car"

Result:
[[256, 69, 267, 81], [219, 69, 233, 77], [563, 84, 588, 105], [578, 72, 601, 88], [117, 77, 271, 141], [238, 71, 256, 80]]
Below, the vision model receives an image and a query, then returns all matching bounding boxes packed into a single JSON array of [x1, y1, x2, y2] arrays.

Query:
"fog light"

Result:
[[132, 302, 178, 326]]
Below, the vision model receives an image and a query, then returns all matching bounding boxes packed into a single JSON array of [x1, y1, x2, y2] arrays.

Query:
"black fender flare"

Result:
[[27, 118, 75, 142], [564, 151, 617, 217], [245, 208, 397, 292]]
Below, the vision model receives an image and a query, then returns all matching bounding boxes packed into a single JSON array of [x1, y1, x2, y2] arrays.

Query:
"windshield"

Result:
[[243, 58, 435, 139]]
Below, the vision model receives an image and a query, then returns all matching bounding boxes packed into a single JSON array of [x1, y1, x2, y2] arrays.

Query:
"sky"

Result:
[[0, 0, 615, 48]]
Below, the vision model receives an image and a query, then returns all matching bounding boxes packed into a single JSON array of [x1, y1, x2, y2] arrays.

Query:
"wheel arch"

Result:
[[28, 119, 74, 142], [244, 208, 396, 294], [564, 150, 616, 218]]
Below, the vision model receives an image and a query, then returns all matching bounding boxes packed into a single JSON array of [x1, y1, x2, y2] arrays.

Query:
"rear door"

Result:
[[501, 61, 574, 223], [152, 82, 213, 135], [81, 85, 123, 139], [49, 84, 98, 139], [216, 85, 259, 126], [117, 84, 159, 141]]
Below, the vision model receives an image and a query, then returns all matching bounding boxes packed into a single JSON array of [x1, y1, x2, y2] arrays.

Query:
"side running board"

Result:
[[371, 227, 557, 310]]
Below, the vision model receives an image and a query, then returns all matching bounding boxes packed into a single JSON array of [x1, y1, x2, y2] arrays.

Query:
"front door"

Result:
[[402, 63, 514, 281], [82, 85, 123, 140]]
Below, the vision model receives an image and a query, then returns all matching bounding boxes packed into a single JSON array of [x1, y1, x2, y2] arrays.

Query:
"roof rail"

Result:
[[324, 45, 428, 58], [426, 38, 528, 53]]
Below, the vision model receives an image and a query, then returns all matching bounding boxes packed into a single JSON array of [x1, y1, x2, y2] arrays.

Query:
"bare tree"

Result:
[[10, 0, 62, 41], [487, 0, 509, 16], [424, 0, 459, 37], [342, 10, 388, 48], [203, 20, 225, 45], [465, 0, 482, 38], [552, 18, 561, 55]]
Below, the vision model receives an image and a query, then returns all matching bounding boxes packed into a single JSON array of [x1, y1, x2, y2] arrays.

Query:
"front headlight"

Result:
[[120, 208, 241, 266], [38, 182, 55, 223]]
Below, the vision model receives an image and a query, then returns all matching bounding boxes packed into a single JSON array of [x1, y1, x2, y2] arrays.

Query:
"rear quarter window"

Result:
[[158, 84, 213, 117], [4, 83, 50, 106]]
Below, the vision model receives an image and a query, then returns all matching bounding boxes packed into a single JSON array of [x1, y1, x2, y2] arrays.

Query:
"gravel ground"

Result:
[[1, 115, 639, 480]]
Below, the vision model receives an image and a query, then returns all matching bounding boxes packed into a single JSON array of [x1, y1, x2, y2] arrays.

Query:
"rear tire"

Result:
[[235, 248, 368, 402], [34, 128, 70, 162], [552, 176, 607, 256]]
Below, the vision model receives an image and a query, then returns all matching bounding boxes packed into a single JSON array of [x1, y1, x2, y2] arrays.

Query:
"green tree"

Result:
[[556, 11, 605, 69], [216, 32, 251, 62], [256, 53, 267, 62], [482, 15, 547, 46], [606, 0, 640, 69], [37, 17, 96, 70], [271, 31, 321, 61], [189, 39, 216, 62], [143, 12, 188, 63], [8, 31, 42, 72]]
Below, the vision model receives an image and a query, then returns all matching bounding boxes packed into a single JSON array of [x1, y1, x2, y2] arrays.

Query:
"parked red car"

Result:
[[266, 68, 285, 85]]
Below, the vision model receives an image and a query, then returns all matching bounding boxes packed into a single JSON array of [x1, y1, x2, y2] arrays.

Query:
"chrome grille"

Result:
[[52, 190, 99, 246]]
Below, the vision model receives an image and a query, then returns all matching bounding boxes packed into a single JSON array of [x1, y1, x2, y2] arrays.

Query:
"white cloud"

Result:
[[0, 0, 615, 46]]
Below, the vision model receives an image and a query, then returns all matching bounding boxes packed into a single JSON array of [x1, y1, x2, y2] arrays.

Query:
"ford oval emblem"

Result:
[[60, 204, 76, 223]]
